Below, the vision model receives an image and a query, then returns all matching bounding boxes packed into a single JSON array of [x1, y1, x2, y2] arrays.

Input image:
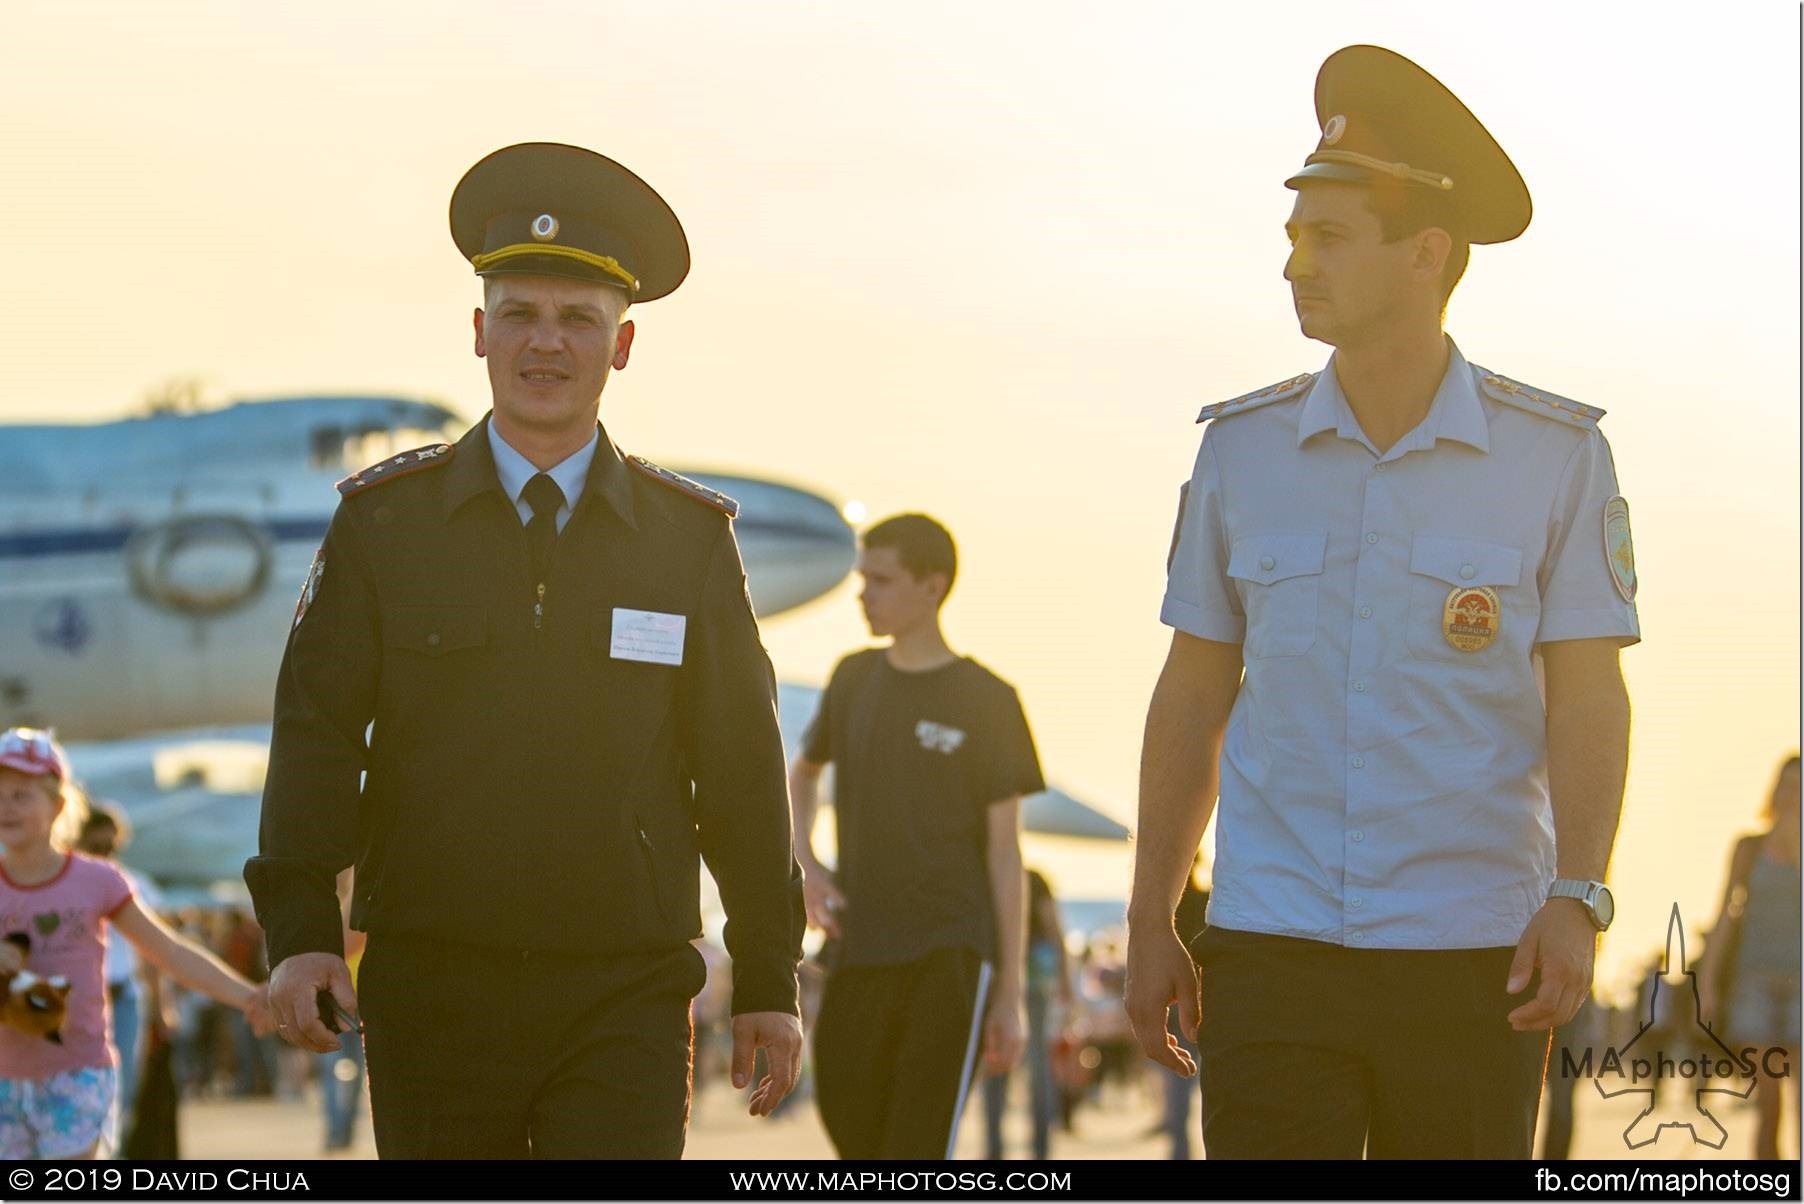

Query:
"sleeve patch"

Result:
[[1603, 496, 1637, 602]]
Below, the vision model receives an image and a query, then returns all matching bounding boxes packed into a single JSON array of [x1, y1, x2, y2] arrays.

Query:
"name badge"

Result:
[[610, 608, 686, 666]]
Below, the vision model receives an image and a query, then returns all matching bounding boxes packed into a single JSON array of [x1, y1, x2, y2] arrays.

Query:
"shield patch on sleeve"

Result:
[[1603, 496, 1636, 603], [294, 548, 325, 627]]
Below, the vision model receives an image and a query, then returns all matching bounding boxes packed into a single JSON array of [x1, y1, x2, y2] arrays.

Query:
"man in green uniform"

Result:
[[246, 142, 804, 1158]]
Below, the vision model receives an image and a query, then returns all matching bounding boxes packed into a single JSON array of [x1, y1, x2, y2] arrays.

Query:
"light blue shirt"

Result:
[[486, 421, 598, 533], [1163, 342, 1639, 950]]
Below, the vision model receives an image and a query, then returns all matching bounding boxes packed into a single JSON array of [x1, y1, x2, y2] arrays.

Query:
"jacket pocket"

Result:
[[1406, 536, 1524, 663], [1226, 532, 1328, 658], [382, 604, 489, 656]]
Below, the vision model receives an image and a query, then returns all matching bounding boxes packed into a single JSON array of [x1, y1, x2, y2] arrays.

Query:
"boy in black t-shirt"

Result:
[[791, 513, 1045, 1160]]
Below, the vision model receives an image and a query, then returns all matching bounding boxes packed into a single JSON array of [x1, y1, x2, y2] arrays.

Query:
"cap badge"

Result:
[[1322, 114, 1347, 145], [1442, 585, 1501, 653], [531, 213, 559, 242]]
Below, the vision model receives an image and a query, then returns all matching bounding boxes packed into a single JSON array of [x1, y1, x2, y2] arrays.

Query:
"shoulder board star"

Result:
[[1195, 372, 1316, 424], [335, 443, 456, 497], [626, 454, 739, 518], [1478, 373, 1605, 430]]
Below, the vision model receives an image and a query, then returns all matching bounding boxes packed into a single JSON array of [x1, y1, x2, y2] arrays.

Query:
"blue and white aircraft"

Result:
[[0, 395, 859, 740]]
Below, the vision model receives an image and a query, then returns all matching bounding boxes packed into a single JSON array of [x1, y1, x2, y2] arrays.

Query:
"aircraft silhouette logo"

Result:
[[1590, 904, 1757, 1150]]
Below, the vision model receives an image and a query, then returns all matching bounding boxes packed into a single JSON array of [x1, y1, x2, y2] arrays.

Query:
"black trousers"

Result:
[[1194, 926, 1551, 1159], [813, 946, 992, 1159], [359, 934, 705, 1159]]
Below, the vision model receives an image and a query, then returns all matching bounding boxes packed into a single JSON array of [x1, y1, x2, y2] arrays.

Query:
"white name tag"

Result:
[[610, 608, 687, 666]]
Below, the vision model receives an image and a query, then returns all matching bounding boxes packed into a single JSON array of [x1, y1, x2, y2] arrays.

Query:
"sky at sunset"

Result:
[[3, 1, 1798, 997]]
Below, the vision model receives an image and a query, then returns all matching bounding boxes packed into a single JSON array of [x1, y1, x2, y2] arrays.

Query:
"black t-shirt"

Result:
[[802, 649, 1045, 969]]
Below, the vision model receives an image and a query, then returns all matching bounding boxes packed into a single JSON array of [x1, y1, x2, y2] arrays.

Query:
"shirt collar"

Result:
[[443, 415, 636, 529], [1295, 339, 1489, 455], [488, 421, 599, 512]]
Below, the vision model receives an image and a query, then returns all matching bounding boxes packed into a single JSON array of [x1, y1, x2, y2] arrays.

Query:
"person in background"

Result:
[[1699, 753, 1800, 1160], [791, 514, 1044, 1158], [1159, 863, 1208, 1159], [74, 805, 161, 1147], [0, 728, 274, 1158], [982, 869, 1070, 1159], [319, 868, 365, 1152]]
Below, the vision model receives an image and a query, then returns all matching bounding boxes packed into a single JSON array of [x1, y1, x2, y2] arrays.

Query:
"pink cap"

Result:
[[0, 728, 71, 782]]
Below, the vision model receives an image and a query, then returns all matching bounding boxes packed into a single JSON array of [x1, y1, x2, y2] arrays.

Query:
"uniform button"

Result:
[[1259, 555, 1276, 571], [1365, 532, 1379, 545], [1375, 462, 1387, 472], [1350, 829, 1365, 842], [1348, 931, 1365, 944], [1460, 563, 1476, 580], [1353, 681, 1366, 693], [1359, 606, 1373, 619], [1351, 756, 1365, 769], [1349, 896, 1364, 909], [427, 632, 442, 647]]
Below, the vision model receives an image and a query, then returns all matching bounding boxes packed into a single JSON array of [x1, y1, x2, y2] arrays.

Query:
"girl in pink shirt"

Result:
[[0, 728, 274, 1158]]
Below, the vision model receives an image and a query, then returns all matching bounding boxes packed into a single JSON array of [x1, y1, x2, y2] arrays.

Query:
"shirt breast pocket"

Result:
[[1227, 532, 1327, 659], [1406, 536, 1525, 663]]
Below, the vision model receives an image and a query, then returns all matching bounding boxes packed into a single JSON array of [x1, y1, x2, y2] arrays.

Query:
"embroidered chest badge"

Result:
[[915, 720, 967, 755], [1443, 585, 1502, 653], [1603, 496, 1637, 603]]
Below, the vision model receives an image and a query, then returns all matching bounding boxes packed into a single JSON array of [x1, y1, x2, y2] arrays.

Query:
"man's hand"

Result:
[[268, 952, 357, 1053], [981, 993, 1025, 1076], [1506, 900, 1596, 1031], [0, 940, 21, 978], [1125, 923, 1199, 1076], [801, 865, 847, 939], [731, 1011, 803, 1118]]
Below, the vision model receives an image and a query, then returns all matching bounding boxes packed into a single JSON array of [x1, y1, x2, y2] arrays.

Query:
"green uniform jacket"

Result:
[[245, 416, 804, 1017]]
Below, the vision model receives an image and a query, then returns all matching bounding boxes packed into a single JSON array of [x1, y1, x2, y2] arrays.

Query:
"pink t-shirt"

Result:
[[0, 852, 132, 1080]]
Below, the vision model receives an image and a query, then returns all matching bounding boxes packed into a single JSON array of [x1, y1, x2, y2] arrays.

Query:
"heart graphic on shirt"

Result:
[[32, 912, 59, 938]]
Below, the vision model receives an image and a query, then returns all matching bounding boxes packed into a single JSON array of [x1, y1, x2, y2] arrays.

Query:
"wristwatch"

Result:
[[1549, 879, 1615, 931]]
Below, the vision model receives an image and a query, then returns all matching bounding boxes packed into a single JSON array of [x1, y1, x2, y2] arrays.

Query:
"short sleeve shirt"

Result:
[[803, 650, 1045, 968], [0, 853, 133, 1079], [1162, 343, 1639, 950]]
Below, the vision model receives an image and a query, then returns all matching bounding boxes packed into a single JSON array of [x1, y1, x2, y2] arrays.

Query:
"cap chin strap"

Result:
[[471, 244, 640, 293], [1308, 149, 1453, 191]]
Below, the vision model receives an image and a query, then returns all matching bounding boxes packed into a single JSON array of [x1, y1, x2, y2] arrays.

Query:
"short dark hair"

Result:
[[1363, 184, 1471, 309], [862, 513, 957, 600], [80, 802, 129, 846]]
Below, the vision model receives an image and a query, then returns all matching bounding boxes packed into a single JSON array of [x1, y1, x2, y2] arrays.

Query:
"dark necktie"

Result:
[[522, 472, 565, 582]]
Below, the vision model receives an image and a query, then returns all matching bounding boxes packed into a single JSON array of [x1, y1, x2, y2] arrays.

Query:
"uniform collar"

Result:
[[487, 421, 599, 514], [443, 415, 637, 529], [1296, 338, 1490, 456]]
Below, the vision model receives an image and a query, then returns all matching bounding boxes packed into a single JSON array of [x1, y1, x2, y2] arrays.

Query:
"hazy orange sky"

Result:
[[3, 1, 1797, 996]]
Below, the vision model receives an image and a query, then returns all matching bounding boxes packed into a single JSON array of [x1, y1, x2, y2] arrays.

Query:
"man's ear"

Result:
[[1415, 228, 1452, 284], [613, 319, 635, 371], [473, 308, 487, 358], [927, 571, 951, 607]]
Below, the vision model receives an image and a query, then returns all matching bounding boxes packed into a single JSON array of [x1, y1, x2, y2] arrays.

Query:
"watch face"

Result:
[[1593, 885, 1615, 929]]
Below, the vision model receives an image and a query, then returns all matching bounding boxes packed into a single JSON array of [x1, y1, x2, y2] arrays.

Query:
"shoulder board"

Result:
[[626, 454, 739, 518], [335, 443, 456, 497], [1195, 372, 1315, 424], [1478, 373, 1604, 430]]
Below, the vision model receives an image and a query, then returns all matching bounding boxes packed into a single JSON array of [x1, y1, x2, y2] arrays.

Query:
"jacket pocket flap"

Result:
[[384, 605, 488, 655]]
